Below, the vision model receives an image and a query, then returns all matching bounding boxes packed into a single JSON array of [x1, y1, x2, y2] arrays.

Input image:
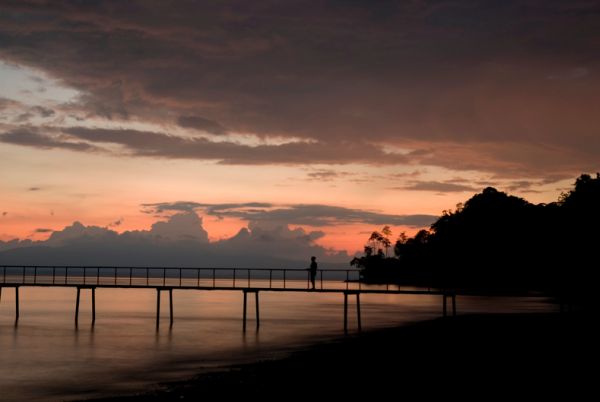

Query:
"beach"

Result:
[[86, 311, 592, 400]]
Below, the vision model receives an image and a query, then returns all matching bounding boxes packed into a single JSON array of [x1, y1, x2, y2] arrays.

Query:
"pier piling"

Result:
[[343, 292, 348, 333], [443, 294, 447, 317], [255, 291, 260, 329], [74, 287, 96, 326], [243, 290, 247, 332], [75, 287, 80, 326], [356, 293, 361, 331], [343, 291, 362, 333], [155, 288, 175, 330], [169, 288, 174, 326], [242, 290, 260, 331], [452, 294, 457, 316], [15, 287, 19, 321], [156, 289, 161, 330]]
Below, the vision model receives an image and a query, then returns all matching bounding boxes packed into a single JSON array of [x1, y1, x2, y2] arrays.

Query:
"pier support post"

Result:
[[92, 287, 96, 323], [442, 293, 457, 317], [75, 287, 81, 326], [442, 294, 447, 317], [343, 292, 348, 333], [243, 290, 247, 332], [156, 288, 174, 330], [356, 293, 361, 332], [15, 286, 19, 321], [156, 289, 161, 330], [343, 291, 362, 333], [255, 291, 260, 329], [452, 294, 457, 317], [242, 290, 260, 332], [169, 288, 174, 327], [74, 287, 97, 327]]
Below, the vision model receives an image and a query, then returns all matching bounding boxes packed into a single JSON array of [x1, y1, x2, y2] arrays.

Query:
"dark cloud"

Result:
[[2, 211, 7, 216], [34, 228, 53, 233], [0, 97, 20, 110], [393, 181, 479, 193], [387, 170, 425, 179], [142, 201, 437, 228], [142, 201, 273, 215], [502, 178, 563, 194], [28, 187, 41, 191], [504, 180, 538, 192], [14, 112, 34, 123], [109, 218, 123, 227], [31, 105, 55, 118], [61, 127, 408, 165], [547, 67, 589, 81], [177, 115, 227, 135], [8, 105, 55, 123], [142, 201, 206, 214], [406, 142, 600, 179], [0, 128, 99, 152], [305, 170, 351, 181], [0, 1, 599, 177]]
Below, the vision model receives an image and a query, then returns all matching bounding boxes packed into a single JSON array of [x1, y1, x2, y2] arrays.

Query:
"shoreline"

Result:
[[83, 311, 592, 400]]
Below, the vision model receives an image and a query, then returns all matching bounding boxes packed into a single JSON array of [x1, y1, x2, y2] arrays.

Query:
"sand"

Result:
[[85, 312, 594, 400]]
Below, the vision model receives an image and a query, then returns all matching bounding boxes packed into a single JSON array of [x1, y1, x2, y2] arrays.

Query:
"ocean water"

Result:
[[0, 284, 553, 401]]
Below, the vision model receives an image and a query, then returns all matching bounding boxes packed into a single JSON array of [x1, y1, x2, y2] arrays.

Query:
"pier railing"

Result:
[[0, 265, 372, 291], [0, 265, 457, 331]]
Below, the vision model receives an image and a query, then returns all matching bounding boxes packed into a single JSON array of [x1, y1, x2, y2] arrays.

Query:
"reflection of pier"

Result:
[[0, 266, 457, 332]]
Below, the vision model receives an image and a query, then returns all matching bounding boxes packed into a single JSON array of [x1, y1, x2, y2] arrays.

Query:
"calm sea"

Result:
[[0, 284, 552, 401]]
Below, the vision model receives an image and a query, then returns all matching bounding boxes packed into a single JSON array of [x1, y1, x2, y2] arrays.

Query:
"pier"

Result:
[[0, 265, 457, 332]]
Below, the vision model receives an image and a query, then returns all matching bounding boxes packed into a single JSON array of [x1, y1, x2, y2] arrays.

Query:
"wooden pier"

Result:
[[0, 265, 457, 332]]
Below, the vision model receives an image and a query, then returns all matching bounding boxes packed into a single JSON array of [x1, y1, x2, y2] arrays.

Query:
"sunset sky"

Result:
[[1, 1, 599, 256]]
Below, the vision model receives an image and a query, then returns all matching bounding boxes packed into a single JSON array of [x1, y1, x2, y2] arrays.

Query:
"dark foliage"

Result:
[[351, 174, 600, 300]]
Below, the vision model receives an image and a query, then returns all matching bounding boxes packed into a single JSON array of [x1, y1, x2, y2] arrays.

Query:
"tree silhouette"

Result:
[[381, 226, 392, 257], [366, 226, 393, 257], [351, 173, 600, 307]]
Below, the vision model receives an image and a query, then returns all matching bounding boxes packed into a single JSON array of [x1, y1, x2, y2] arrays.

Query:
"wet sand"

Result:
[[86, 312, 593, 400]]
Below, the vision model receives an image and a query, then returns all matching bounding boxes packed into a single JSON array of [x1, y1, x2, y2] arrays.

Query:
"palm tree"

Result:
[[381, 226, 392, 257]]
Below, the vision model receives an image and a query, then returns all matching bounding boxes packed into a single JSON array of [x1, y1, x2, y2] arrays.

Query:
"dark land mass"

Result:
[[85, 312, 594, 400], [353, 173, 600, 301]]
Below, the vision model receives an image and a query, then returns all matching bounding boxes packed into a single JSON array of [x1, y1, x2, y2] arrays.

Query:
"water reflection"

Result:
[[0, 286, 553, 401]]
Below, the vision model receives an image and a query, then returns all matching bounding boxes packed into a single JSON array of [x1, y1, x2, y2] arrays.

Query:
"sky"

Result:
[[1, 0, 599, 260]]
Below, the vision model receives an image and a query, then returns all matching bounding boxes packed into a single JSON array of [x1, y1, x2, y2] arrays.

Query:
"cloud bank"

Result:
[[0, 212, 349, 268]]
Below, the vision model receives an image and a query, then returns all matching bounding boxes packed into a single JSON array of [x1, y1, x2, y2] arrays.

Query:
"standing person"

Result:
[[308, 256, 318, 290]]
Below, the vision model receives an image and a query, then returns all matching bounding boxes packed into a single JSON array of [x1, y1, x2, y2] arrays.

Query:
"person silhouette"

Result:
[[308, 256, 318, 290]]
